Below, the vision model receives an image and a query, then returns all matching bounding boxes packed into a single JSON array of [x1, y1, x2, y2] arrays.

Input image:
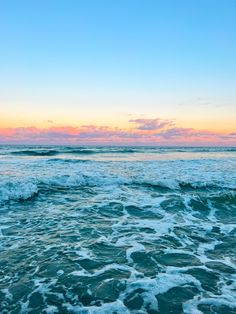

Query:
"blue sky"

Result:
[[0, 0, 235, 138]]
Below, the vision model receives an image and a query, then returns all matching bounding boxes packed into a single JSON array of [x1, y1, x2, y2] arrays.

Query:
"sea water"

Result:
[[0, 146, 236, 314]]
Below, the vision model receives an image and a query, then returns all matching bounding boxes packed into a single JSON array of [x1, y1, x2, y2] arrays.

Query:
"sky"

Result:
[[0, 0, 235, 145]]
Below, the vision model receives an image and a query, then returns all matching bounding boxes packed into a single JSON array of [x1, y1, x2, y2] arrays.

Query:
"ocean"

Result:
[[0, 146, 236, 314]]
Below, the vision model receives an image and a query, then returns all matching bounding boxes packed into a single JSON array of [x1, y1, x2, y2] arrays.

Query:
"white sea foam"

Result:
[[0, 179, 38, 204], [64, 300, 129, 314], [44, 305, 59, 314]]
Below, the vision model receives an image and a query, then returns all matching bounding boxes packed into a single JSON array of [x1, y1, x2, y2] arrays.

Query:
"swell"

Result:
[[46, 158, 90, 163], [162, 147, 236, 153], [11, 150, 59, 156], [52, 148, 138, 154], [8, 148, 139, 157], [65, 149, 98, 154], [6, 146, 236, 156]]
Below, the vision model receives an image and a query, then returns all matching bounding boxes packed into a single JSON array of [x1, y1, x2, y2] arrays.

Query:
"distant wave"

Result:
[[46, 158, 90, 163], [171, 147, 236, 153], [11, 150, 59, 156], [65, 149, 98, 154], [5, 146, 236, 157], [8, 148, 140, 156], [10, 149, 97, 156], [63, 148, 139, 154], [4, 146, 236, 157]]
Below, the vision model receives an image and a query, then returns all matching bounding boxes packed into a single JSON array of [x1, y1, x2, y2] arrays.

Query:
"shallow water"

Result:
[[0, 146, 236, 314]]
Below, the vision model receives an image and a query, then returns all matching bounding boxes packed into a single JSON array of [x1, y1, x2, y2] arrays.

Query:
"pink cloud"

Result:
[[0, 122, 235, 146], [129, 118, 174, 130], [156, 127, 213, 139]]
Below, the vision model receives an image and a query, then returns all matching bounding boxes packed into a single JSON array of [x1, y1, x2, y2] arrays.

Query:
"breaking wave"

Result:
[[0, 179, 38, 204], [1, 173, 236, 206]]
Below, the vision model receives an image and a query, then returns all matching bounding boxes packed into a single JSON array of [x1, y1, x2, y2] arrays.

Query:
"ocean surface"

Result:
[[0, 145, 236, 314]]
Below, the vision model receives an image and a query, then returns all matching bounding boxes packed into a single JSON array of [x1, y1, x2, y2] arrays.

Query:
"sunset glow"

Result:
[[0, 120, 235, 146], [0, 0, 235, 145]]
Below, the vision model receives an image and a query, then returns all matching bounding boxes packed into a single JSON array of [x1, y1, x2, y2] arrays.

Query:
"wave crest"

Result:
[[0, 180, 38, 204]]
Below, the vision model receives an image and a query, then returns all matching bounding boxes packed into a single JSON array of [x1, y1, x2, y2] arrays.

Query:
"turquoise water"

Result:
[[0, 146, 236, 314]]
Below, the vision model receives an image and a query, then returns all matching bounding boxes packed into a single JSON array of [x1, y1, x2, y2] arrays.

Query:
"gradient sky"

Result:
[[0, 0, 236, 145]]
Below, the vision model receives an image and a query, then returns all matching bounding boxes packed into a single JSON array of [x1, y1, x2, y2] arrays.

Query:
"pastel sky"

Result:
[[0, 0, 235, 145]]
